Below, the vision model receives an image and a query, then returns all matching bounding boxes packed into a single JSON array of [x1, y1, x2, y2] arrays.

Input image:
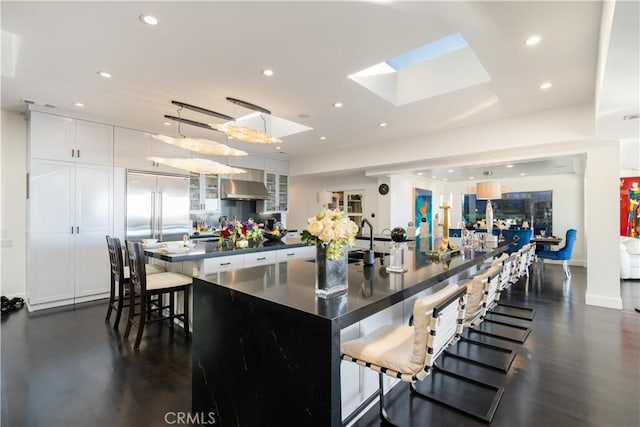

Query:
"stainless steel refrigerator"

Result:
[[126, 171, 190, 242]]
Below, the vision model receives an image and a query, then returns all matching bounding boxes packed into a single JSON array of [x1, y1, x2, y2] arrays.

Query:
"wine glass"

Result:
[[540, 229, 546, 237]]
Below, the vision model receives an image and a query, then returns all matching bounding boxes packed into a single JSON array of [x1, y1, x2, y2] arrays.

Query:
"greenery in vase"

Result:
[[301, 208, 359, 260]]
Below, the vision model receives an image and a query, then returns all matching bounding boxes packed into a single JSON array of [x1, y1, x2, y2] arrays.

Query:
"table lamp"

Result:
[[317, 191, 333, 209], [476, 178, 502, 240]]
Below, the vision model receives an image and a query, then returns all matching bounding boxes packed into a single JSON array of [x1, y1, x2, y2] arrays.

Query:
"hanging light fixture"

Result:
[[146, 157, 247, 175], [151, 134, 248, 157], [209, 122, 281, 144]]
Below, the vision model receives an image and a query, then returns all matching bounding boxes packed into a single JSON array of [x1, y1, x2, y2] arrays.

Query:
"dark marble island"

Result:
[[192, 240, 508, 426]]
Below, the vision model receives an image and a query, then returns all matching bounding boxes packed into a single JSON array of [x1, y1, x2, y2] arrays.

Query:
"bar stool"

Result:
[[124, 241, 192, 350], [105, 236, 166, 330], [340, 283, 504, 424], [446, 266, 518, 372]]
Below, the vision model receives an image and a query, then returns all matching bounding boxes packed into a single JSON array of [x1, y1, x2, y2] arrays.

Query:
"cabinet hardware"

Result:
[[286, 253, 295, 256], [71, 149, 75, 157], [220, 262, 231, 266], [71, 226, 74, 234], [26, 173, 29, 200], [77, 149, 80, 158], [76, 226, 79, 234], [257, 257, 266, 261]]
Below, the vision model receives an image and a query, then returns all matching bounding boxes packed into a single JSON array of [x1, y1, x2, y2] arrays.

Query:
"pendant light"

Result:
[[151, 134, 248, 157], [146, 157, 247, 175]]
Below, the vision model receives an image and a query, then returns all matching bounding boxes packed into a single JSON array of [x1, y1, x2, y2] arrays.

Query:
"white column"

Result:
[[585, 141, 622, 309]]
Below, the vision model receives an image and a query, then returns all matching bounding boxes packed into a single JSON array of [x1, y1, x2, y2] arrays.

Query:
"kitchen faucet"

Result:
[[360, 218, 375, 265]]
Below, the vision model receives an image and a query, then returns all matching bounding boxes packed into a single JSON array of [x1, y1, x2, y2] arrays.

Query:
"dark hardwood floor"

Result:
[[2, 263, 638, 427]]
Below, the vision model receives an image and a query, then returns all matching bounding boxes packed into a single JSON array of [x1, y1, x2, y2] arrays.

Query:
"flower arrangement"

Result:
[[220, 218, 263, 243], [301, 208, 359, 260]]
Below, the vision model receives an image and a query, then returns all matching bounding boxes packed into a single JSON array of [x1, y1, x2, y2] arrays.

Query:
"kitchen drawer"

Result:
[[203, 255, 243, 273], [243, 251, 277, 267], [276, 246, 316, 262]]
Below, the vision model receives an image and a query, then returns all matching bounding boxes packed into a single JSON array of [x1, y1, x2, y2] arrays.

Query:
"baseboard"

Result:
[[540, 259, 586, 267], [585, 294, 623, 310]]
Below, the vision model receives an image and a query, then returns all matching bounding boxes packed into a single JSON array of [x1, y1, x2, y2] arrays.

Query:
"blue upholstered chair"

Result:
[[449, 228, 462, 238], [501, 229, 533, 254], [536, 229, 577, 278]]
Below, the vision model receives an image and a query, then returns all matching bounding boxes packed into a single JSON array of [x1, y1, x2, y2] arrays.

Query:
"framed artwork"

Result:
[[413, 188, 432, 238]]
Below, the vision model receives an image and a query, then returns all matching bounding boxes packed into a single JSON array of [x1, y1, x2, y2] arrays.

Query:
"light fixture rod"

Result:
[[226, 97, 271, 115], [164, 114, 224, 133], [171, 100, 234, 121]]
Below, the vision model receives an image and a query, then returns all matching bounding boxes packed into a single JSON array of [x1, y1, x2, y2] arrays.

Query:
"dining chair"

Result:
[[501, 229, 533, 254], [340, 283, 504, 424], [536, 229, 577, 278], [124, 241, 192, 350], [105, 236, 166, 329]]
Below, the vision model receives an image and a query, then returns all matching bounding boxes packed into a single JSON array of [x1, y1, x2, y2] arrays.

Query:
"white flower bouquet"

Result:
[[301, 208, 359, 260]]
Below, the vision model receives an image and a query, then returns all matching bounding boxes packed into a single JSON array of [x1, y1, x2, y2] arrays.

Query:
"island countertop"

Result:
[[194, 240, 508, 329], [144, 237, 307, 262]]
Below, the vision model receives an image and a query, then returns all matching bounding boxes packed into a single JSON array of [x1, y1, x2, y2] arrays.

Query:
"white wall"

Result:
[[445, 174, 586, 266], [388, 175, 446, 233], [1, 110, 27, 298]]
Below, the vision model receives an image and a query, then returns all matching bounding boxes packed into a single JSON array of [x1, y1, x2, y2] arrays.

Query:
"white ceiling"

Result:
[[1, 1, 638, 178]]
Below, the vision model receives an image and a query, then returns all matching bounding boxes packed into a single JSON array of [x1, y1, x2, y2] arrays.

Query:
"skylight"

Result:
[[348, 32, 491, 106]]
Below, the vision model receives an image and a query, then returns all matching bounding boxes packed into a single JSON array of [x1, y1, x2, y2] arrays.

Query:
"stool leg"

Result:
[[123, 287, 135, 339], [183, 287, 190, 338], [134, 294, 146, 350], [563, 261, 572, 278], [113, 279, 126, 330], [377, 373, 395, 426], [105, 277, 115, 322], [169, 291, 175, 331]]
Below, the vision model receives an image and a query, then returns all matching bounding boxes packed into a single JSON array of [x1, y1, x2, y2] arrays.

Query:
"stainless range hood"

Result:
[[220, 178, 270, 200]]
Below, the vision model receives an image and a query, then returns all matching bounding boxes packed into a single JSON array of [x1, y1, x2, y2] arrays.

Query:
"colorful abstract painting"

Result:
[[413, 188, 432, 238]]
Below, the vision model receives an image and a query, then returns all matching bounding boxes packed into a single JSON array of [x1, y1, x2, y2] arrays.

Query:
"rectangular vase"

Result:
[[315, 245, 348, 298]]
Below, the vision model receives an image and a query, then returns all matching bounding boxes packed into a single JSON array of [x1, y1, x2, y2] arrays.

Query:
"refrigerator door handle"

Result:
[[159, 192, 164, 242]]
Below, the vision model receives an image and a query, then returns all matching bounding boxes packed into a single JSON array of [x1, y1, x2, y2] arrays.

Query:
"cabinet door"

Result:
[[75, 120, 113, 166], [189, 173, 202, 210], [28, 160, 75, 304], [29, 111, 74, 161], [74, 164, 113, 298], [203, 255, 243, 273], [264, 172, 277, 211], [243, 251, 276, 267], [277, 174, 288, 211], [113, 127, 153, 170], [203, 174, 219, 211]]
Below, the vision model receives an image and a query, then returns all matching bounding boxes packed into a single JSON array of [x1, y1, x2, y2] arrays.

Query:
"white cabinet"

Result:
[[262, 172, 288, 212], [276, 246, 316, 262], [29, 111, 113, 166], [243, 251, 276, 267], [114, 127, 188, 173], [202, 255, 244, 273], [190, 173, 219, 211], [28, 159, 113, 308]]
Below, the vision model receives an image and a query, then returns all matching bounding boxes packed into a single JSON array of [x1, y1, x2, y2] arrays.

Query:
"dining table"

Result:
[[530, 236, 563, 251]]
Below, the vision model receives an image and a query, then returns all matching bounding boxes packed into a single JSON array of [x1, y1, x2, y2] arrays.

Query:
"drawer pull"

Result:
[[220, 262, 231, 266], [286, 253, 295, 256], [257, 257, 266, 261]]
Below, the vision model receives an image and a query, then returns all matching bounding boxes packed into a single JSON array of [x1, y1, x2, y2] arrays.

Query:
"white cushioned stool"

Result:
[[341, 283, 504, 424]]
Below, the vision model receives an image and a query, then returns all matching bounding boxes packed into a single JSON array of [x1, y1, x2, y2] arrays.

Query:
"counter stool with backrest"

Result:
[[537, 229, 577, 278], [124, 241, 192, 350], [340, 283, 504, 424], [488, 253, 535, 321], [105, 236, 166, 330], [444, 266, 517, 372]]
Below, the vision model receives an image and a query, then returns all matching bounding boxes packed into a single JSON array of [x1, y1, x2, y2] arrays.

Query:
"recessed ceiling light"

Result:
[[276, 146, 281, 150], [139, 14, 158, 26], [417, 172, 423, 176], [506, 164, 514, 168], [431, 175, 436, 179], [525, 35, 542, 46], [443, 178, 448, 182], [261, 68, 274, 77], [163, 122, 171, 126], [447, 169, 454, 173], [74, 102, 84, 107], [469, 176, 474, 180], [520, 173, 526, 176], [333, 102, 343, 108], [320, 136, 326, 140], [379, 122, 387, 127], [539, 82, 552, 90], [297, 113, 310, 119], [97, 71, 112, 79]]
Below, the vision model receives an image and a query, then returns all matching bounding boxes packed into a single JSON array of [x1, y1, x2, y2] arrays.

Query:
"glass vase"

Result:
[[315, 245, 348, 298]]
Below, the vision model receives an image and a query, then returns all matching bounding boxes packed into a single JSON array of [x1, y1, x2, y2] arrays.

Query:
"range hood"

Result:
[[220, 179, 270, 200]]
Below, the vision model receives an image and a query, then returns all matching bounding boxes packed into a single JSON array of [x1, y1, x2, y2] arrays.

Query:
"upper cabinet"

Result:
[[190, 173, 220, 212], [114, 127, 188, 174], [261, 158, 289, 212], [29, 111, 113, 166]]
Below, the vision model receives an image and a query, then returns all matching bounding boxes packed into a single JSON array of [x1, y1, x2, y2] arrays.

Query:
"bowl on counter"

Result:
[[263, 229, 287, 241], [142, 238, 158, 246]]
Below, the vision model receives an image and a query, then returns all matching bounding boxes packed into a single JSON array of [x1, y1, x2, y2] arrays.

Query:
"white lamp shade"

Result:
[[317, 191, 333, 204], [476, 181, 502, 200]]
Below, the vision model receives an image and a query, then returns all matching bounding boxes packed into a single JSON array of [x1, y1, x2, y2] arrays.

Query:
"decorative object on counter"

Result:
[[302, 208, 359, 297], [219, 218, 264, 249], [476, 171, 502, 239], [428, 201, 461, 260], [390, 227, 408, 242], [387, 226, 408, 273], [263, 228, 287, 241]]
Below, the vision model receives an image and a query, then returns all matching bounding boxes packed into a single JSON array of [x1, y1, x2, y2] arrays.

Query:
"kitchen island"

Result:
[[192, 240, 509, 426]]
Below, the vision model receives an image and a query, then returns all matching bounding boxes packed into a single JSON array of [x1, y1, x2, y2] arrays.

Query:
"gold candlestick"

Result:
[[438, 202, 451, 253]]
